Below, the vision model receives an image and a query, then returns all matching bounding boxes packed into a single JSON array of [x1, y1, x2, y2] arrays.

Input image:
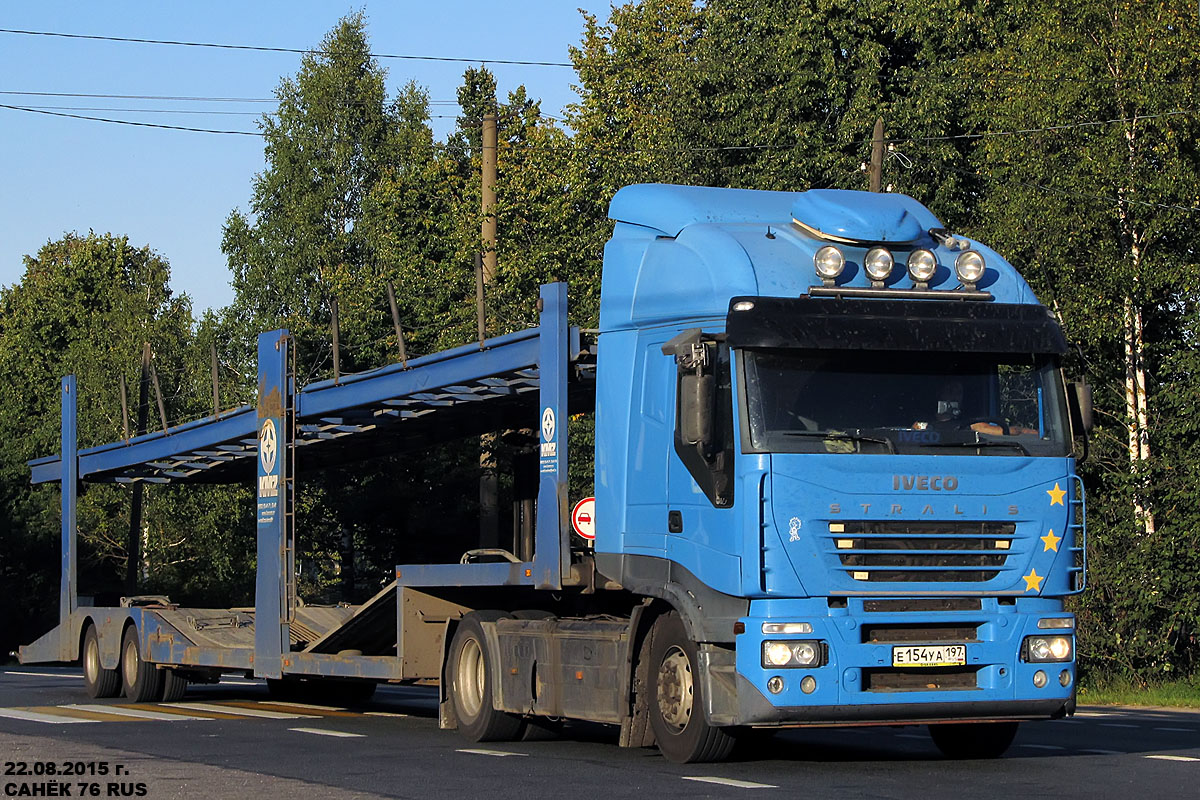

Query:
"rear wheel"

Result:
[[929, 721, 1019, 759], [448, 612, 524, 742], [82, 625, 119, 699], [159, 668, 189, 702], [647, 613, 735, 763], [120, 626, 163, 702]]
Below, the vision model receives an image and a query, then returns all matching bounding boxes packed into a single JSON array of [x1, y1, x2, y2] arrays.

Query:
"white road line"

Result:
[[2, 671, 84, 679], [1079, 749, 1124, 755], [167, 702, 317, 720], [1145, 755, 1200, 762], [1020, 744, 1065, 751], [1100, 723, 1140, 728], [288, 727, 365, 738], [1155, 727, 1197, 733], [456, 749, 527, 757], [683, 777, 777, 790], [259, 700, 348, 711], [66, 704, 212, 722], [895, 734, 927, 740], [0, 708, 96, 724], [363, 711, 409, 718], [219, 679, 260, 686]]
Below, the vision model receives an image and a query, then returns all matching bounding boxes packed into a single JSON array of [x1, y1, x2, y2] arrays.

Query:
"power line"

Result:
[[0, 28, 574, 68], [0, 90, 461, 105], [0, 104, 260, 135]]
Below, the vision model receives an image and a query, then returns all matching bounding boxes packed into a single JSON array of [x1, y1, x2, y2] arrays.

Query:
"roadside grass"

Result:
[[1078, 678, 1200, 709]]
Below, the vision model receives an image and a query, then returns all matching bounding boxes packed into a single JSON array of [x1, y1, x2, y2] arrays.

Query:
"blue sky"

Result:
[[0, 2, 605, 312]]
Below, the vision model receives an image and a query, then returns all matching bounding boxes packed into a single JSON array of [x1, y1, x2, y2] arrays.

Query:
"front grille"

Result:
[[863, 667, 980, 692], [863, 598, 982, 613], [829, 521, 1016, 583], [862, 624, 980, 644]]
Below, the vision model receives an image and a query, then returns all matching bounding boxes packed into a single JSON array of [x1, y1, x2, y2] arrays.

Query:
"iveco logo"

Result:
[[893, 475, 959, 491]]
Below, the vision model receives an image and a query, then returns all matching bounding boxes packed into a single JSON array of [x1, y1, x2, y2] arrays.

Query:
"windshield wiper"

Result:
[[921, 439, 1031, 456], [780, 430, 896, 454]]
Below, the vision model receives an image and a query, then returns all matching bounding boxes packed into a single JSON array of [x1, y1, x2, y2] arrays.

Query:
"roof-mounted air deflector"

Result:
[[791, 189, 939, 244]]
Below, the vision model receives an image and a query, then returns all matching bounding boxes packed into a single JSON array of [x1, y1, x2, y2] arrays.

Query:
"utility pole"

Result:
[[125, 342, 151, 597], [869, 117, 885, 193], [479, 113, 499, 548]]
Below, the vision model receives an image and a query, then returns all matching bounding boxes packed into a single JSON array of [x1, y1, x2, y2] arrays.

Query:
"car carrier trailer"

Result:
[[22, 183, 1090, 762]]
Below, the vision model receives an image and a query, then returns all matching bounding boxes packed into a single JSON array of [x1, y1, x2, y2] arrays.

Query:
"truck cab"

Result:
[[592, 184, 1086, 759]]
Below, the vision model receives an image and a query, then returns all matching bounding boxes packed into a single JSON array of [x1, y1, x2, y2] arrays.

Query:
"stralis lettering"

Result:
[[893, 474, 959, 491]]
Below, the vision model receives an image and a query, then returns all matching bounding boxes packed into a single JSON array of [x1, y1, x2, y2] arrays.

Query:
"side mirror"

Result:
[[1069, 380, 1094, 434], [680, 373, 715, 449]]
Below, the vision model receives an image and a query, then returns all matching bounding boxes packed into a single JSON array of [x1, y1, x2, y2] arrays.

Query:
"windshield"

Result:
[[741, 349, 1071, 457]]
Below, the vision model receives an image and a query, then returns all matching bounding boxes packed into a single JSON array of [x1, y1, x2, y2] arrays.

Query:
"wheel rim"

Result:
[[84, 636, 100, 684], [455, 636, 485, 721], [122, 637, 138, 688], [656, 645, 694, 733]]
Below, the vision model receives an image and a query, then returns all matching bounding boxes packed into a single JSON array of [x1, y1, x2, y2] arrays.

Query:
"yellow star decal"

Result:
[[1022, 568, 1044, 593], [1047, 483, 1066, 506], [1041, 529, 1062, 552]]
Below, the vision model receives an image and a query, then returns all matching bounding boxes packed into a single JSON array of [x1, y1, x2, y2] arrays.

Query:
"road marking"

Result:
[[231, 700, 357, 717], [1154, 727, 1196, 733], [1020, 744, 1065, 751], [288, 727, 365, 738], [1, 671, 84, 679], [1079, 749, 1124, 755], [167, 702, 317, 720], [895, 733, 927, 739], [66, 704, 212, 722], [1145, 755, 1200, 762], [364, 711, 409, 718], [0, 707, 96, 724], [1100, 723, 1140, 728], [683, 777, 777, 789], [219, 679, 260, 686], [456, 749, 527, 757], [262, 700, 349, 711]]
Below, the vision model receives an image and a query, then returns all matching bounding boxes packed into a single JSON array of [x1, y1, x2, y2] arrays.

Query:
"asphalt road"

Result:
[[2, 666, 1199, 799]]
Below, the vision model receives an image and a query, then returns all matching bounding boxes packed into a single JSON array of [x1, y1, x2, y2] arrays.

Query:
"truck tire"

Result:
[[82, 625, 120, 699], [120, 626, 163, 703], [647, 612, 735, 763], [928, 721, 1019, 759], [159, 668, 188, 702], [448, 611, 524, 742]]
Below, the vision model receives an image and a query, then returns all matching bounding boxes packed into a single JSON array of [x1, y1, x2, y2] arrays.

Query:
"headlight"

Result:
[[814, 246, 846, 280], [955, 250, 986, 284], [906, 249, 937, 283], [864, 247, 894, 282], [761, 640, 824, 668], [1023, 635, 1073, 663]]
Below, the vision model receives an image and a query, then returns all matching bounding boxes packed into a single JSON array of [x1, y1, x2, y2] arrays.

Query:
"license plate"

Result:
[[892, 644, 967, 667]]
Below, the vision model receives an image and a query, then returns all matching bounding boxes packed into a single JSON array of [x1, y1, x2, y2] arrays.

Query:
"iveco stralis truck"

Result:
[[22, 183, 1090, 763]]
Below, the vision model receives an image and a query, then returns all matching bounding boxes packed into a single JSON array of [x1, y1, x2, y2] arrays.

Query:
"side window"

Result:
[[662, 331, 735, 507]]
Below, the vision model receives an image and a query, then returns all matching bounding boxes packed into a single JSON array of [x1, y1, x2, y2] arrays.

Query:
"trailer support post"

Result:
[[59, 377, 78, 660], [534, 283, 570, 590], [254, 330, 291, 679]]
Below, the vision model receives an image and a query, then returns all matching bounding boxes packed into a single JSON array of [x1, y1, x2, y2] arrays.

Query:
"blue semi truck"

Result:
[[21, 183, 1090, 762]]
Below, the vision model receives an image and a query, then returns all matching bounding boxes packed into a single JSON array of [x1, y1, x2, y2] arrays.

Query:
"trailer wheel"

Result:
[[647, 612, 735, 763], [929, 721, 1019, 759], [120, 626, 163, 702], [448, 612, 524, 742], [82, 625, 120, 699], [159, 668, 188, 702]]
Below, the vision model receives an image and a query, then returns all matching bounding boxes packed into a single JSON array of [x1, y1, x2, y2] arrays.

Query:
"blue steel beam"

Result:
[[59, 376, 77, 660], [254, 329, 289, 680]]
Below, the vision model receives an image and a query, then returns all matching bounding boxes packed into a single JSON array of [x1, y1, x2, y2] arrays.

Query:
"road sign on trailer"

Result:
[[571, 497, 595, 540]]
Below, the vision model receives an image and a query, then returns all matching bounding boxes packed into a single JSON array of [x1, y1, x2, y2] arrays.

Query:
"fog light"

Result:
[[864, 247, 894, 283], [1033, 670, 1048, 688], [906, 249, 937, 283], [767, 676, 784, 694], [814, 246, 846, 281], [955, 250, 985, 285], [800, 676, 817, 694], [1059, 669, 1072, 687]]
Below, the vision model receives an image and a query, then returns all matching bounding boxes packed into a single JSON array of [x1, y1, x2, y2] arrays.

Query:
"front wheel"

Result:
[[120, 626, 163, 702], [647, 613, 735, 763], [929, 721, 1019, 759], [82, 625, 119, 699], [447, 612, 524, 742]]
